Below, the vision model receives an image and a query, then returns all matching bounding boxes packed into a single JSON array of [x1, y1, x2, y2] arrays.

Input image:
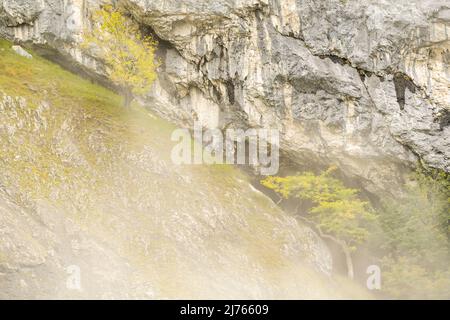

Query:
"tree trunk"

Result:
[[294, 215, 355, 280], [342, 245, 354, 280], [122, 89, 133, 108]]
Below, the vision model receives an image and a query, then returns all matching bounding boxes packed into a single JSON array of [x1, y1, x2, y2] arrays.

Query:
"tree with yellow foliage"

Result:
[[261, 167, 376, 279], [82, 5, 158, 108]]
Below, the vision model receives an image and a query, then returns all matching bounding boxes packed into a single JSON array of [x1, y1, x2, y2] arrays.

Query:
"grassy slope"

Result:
[[0, 39, 259, 201], [0, 39, 261, 299], [0, 40, 122, 111], [0, 39, 373, 299], [0, 39, 179, 196]]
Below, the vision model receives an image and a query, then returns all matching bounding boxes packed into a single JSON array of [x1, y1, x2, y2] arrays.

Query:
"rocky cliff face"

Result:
[[0, 40, 350, 298], [1, 0, 449, 193], [0, 91, 333, 299]]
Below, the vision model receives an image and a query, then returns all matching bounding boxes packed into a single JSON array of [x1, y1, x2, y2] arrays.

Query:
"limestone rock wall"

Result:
[[1, 0, 449, 193]]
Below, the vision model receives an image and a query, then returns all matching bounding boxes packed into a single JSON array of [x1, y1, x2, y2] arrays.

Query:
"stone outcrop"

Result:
[[1, 0, 449, 193], [0, 89, 336, 298], [11, 44, 32, 58], [0, 0, 43, 26]]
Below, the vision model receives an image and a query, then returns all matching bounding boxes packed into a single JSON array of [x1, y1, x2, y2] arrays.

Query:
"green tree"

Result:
[[378, 169, 450, 299], [82, 5, 158, 108], [261, 167, 376, 279], [381, 256, 450, 299]]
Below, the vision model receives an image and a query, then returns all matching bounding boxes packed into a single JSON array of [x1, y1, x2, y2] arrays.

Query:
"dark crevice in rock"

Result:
[[226, 79, 235, 105], [211, 83, 223, 102], [273, 27, 385, 83], [197, 56, 206, 72], [137, 24, 176, 72], [315, 52, 429, 112], [275, 28, 428, 110], [437, 109, 450, 130], [357, 69, 373, 83], [318, 54, 351, 66], [316, 53, 385, 86], [393, 72, 417, 110]]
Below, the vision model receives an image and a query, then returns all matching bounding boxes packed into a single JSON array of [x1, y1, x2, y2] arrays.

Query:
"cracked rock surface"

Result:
[[0, 90, 338, 299], [0, 0, 449, 191]]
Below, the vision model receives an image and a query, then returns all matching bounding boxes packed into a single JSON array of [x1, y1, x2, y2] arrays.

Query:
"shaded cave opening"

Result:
[[393, 73, 416, 110]]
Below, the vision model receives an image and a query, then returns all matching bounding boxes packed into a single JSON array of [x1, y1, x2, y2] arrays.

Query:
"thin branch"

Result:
[[295, 209, 346, 248], [275, 195, 283, 205]]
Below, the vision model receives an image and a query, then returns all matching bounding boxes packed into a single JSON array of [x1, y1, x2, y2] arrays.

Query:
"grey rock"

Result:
[[0, 0, 448, 193], [0, 0, 43, 26], [11, 44, 31, 58], [0, 92, 337, 299]]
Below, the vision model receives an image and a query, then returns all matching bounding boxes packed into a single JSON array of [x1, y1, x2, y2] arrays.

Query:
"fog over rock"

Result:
[[1, 0, 449, 300], [0, 90, 336, 299]]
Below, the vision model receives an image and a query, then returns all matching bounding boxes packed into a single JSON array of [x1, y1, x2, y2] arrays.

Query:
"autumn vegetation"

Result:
[[261, 167, 376, 279], [82, 5, 158, 108], [261, 167, 450, 299]]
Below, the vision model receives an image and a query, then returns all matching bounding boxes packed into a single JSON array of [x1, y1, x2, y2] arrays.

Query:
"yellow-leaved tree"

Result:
[[261, 167, 376, 279], [82, 5, 158, 108]]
